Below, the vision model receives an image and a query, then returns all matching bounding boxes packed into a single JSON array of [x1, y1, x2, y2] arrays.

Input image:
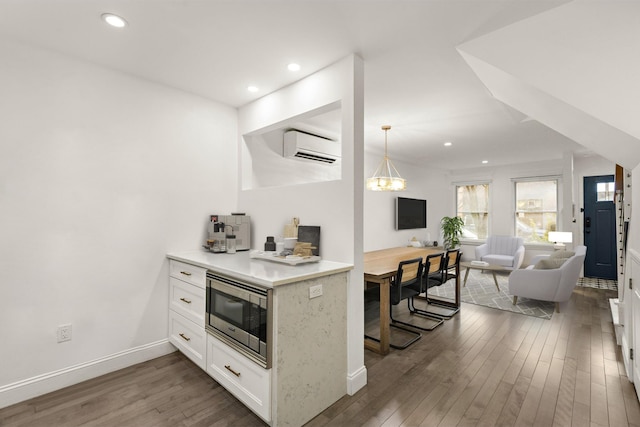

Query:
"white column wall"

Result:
[[237, 55, 366, 394], [0, 39, 237, 406]]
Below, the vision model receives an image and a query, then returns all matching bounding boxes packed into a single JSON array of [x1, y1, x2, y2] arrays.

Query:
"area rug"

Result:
[[427, 269, 555, 319], [577, 276, 618, 291]]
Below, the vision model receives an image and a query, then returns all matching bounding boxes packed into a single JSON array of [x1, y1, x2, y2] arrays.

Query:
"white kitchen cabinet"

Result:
[[169, 259, 206, 288], [207, 334, 271, 421], [169, 277, 205, 325], [167, 251, 352, 427], [168, 310, 206, 369], [168, 260, 207, 369]]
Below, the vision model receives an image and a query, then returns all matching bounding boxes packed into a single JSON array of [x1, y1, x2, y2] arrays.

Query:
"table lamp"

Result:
[[548, 231, 572, 250]]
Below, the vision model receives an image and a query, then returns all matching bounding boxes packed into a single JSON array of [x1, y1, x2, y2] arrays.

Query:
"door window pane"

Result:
[[456, 184, 489, 240], [597, 182, 615, 201], [515, 180, 558, 243]]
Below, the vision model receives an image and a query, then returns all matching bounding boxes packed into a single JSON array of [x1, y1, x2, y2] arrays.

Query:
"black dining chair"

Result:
[[415, 249, 461, 318], [406, 252, 452, 322], [365, 257, 431, 349]]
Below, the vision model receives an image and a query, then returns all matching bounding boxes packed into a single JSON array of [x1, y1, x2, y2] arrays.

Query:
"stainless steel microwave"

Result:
[[205, 272, 272, 368]]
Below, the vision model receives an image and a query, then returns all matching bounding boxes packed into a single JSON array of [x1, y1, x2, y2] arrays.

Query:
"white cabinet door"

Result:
[[168, 310, 206, 369], [169, 277, 205, 326], [169, 260, 206, 288], [206, 335, 271, 422]]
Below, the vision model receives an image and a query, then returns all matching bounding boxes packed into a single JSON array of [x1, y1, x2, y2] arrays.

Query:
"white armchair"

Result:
[[475, 235, 525, 270], [508, 245, 587, 312]]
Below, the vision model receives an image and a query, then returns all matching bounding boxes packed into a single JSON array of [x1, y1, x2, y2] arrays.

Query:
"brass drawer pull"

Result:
[[225, 365, 241, 377], [179, 333, 191, 342], [179, 297, 192, 304], [180, 271, 192, 276]]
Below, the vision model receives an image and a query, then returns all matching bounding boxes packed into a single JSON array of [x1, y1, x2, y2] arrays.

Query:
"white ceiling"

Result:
[[0, 0, 591, 170]]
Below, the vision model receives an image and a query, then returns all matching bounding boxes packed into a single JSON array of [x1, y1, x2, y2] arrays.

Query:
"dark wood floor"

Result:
[[2, 286, 639, 426]]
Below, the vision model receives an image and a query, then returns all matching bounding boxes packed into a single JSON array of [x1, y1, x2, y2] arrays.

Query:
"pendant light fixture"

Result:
[[366, 125, 407, 191]]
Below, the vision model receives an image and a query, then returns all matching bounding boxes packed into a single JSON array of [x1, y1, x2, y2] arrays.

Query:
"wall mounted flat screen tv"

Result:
[[396, 197, 427, 230]]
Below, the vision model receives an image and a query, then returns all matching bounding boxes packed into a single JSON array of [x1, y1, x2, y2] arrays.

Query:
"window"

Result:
[[456, 183, 489, 240], [597, 181, 615, 201], [514, 179, 558, 243]]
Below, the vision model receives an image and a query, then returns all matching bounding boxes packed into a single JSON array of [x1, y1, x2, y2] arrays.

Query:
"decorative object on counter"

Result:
[[250, 250, 321, 265], [284, 237, 297, 250], [226, 234, 236, 253], [441, 216, 464, 249], [275, 237, 285, 253], [284, 217, 299, 238], [293, 242, 316, 257], [297, 225, 320, 256], [409, 237, 422, 247], [264, 236, 276, 251]]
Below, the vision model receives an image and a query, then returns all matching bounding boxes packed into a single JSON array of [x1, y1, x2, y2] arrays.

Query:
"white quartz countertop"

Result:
[[167, 250, 353, 288]]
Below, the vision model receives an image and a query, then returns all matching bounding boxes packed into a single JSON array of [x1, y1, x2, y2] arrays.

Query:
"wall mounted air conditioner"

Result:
[[283, 130, 341, 164]]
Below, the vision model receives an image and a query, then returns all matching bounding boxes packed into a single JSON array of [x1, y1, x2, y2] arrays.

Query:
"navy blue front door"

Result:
[[583, 175, 617, 279]]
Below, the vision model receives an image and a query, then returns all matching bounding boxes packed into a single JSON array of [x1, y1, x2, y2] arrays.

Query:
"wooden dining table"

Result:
[[363, 246, 461, 355]]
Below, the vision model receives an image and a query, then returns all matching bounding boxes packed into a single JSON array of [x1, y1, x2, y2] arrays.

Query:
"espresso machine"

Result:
[[208, 213, 251, 252]]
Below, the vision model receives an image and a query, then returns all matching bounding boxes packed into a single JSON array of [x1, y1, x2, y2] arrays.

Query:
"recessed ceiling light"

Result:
[[247, 86, 259, 93], [288, 63, 301, 72], [482, 160, 489, 164], [101, 13, 127, 28], [444, 141, 452, 147]]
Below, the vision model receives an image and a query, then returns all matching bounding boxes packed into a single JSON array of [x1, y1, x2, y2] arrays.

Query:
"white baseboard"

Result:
[[346, 365, 367, 395], [0, 339, 175, 410]]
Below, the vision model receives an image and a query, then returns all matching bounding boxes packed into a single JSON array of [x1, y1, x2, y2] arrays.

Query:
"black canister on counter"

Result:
[[264, 236, 276, 251]]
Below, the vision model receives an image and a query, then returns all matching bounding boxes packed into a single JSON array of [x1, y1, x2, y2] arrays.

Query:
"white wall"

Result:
[[237, 55, 367, 394], [0, 39, 237, 403], [363, 152, 449, 251], [458, 2, 640, 171]]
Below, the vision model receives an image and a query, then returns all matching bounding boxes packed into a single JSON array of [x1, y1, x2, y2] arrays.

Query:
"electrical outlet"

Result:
[[309, 284, 323, 299], [57, 324, 72, 343]]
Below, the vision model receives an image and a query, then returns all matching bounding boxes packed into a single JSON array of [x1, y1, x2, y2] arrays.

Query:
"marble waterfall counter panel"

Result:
[[270, 272, 348, 426]]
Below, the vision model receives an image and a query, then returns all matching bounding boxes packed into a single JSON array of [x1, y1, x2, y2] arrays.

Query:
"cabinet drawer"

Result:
[[170, 277, 205, 326], [169, 260, 206, 289], [169, 311, 206, 370], [206, 334, 271, 422]]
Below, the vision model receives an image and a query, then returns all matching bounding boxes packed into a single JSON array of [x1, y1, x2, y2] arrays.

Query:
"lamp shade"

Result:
[[548, 231, 572, 243], [366, 125, 406, 191]]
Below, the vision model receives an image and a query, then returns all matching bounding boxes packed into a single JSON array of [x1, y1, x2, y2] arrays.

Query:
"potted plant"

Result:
[[441, 216, 464, 249]]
